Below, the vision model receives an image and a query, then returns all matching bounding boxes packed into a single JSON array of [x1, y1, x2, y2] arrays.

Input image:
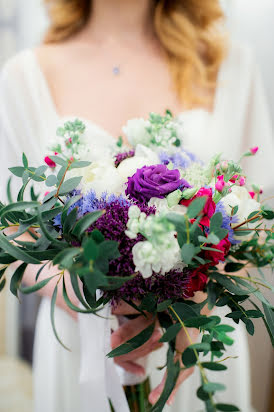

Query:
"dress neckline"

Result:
[[27, 48, 222, 142]]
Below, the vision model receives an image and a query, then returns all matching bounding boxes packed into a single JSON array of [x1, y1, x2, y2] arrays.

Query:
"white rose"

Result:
[[222, 186, 260, 240], [117, 144, 159, 181], [78, 161, 124, 196], [122, 118, 151, 147]]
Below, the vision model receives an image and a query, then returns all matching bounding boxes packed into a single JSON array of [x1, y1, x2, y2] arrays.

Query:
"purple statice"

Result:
[[215, 201, 240, 244], [114, 150, 135, 168], [109, 269, 195, 305]]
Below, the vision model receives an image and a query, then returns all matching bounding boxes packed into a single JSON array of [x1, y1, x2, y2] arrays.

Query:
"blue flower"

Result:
[[215, 201, 239, 244]]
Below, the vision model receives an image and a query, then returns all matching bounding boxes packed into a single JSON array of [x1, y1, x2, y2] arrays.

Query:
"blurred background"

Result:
[[0, 1, 273, 411]]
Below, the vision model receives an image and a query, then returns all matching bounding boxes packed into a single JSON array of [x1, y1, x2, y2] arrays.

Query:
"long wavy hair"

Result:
[[44, 0, 226, 107]]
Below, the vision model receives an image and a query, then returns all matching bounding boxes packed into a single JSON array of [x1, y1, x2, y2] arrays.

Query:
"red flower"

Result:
[[187, 268, 208, 296], [204, 236, 231, 265], [180, 187, 216, 226], [44, 156, 56, 168]]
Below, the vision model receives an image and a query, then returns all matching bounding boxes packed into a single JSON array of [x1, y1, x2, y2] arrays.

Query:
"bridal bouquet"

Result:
[[0, 112, 273, 412]]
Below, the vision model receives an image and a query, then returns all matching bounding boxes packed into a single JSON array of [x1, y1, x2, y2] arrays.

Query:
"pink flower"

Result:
[[44, 191, 50, 197], [44, 156, 56, 168], [70, 156, 74, 162], [250, 146, 259, 155], [180, 187, 216, 226], [238, 176, 246, 186], [215, 175, 226, 192], [229, 175, 238, 184], [249, 191, 255, 199]]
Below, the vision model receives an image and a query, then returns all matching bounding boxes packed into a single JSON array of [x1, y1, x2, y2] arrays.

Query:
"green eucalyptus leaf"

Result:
[[150, 347, 180, 412], [201, 362, 227, 371], [187, 197, 207, 219], [10, 262, 27, 298], [216, 404, 240, 411], [107, 322, 155, 358], [72, 210, 104, 238], [159, 323, 181, 342], [9, 167, 25, 178], [203, 382, 226, 393], [46, 175, 58, 187], [182, 347, 197, 368], [70, 161, 91, 169], [0, 201, 39, 218], [224, 262, 245, 273], [181, 243, 196, 264], [53, 248, 81, 268], [51, 284, 70, 350], [20, 274, 58, 294], [0, 233, 41, 264], [59, 177, 82, 195], [49, 155, 67, 167]]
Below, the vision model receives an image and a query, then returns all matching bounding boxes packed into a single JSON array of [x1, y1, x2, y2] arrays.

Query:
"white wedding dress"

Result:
[[0, 42, 273, 412]]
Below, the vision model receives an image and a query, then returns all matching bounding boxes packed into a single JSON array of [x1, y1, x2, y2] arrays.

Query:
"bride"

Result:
[[0, 0, 273, 411]]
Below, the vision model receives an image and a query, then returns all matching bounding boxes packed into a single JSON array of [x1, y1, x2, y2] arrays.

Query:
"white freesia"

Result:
[[222, 186, 260, 240], [122, 118, 151, 147], [117, 144, 159, 181], [132, 233, 180, 278]]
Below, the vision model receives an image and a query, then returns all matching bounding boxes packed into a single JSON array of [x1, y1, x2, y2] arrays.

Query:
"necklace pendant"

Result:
[[112, 66, 120, 76]]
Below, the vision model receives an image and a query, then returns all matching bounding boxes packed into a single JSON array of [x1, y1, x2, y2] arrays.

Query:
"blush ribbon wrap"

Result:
[[78, 303, 130, 412]]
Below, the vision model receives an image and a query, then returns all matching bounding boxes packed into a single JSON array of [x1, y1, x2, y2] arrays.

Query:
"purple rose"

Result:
[[125, 164, 190, 203]]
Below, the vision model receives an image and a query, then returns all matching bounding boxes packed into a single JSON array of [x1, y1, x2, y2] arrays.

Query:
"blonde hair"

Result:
[[44, 0, 226, 107]]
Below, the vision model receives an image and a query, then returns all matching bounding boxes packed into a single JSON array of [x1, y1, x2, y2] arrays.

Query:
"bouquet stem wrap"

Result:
[[78, 304, 130, 412]]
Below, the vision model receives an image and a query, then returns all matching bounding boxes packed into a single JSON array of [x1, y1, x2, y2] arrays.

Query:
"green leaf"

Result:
[[83, 269, 108, 295], [0, 201, 39, 218], [83, 237, 98, 261], [51, 284, 70, 350], [245, 310, 263, 318], [182, 347, 197, 368], [35, 165, 48, 176], [210, 272, 247, 295], [189, 342, 211, 352], [53, 248, 81, 268], [63, 207, 78, 234], [224, 262, 245, 272], [20, 274, 58, 294], [187, 197, 207, 219], [6, 177, 13, 203], [184, 316, 213, 328], [61, 195, 82, 226], [22, 153, 28, 168], [181, 243, 196, 264], [216, 404, 240, 411], [62, 278, 95, 314], [107, 322, 155, 358], [210, 212, 223, 232], [70, 272, 90, 310], [150, 348, 180, 412], [72, 210, 104, 238], [262, 303, 274, 342], [70, 161, 91, 169], [49, 155, 67, 167], [201, 362, 227, 371], [46, 174, 58, 187], [0, 278, 6, 292], [9, 166, 25, 177], [0, 233, 41, 264], [10, 263, 27, 298], [157, 299, 172, 312], [242, 318, 254, 335], [103, 275, 136, 291], [59, 176, 82, 195], [197, 386, 210, 401], [159, 323, 181, 342], [203, 382, 226, 393], [170, 303, 198, 322]]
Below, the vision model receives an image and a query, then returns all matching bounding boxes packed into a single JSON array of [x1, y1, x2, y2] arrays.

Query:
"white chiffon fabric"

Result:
[[0, 42, 273, 412]]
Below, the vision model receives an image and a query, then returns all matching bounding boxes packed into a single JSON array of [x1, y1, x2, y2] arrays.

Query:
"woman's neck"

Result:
[[80, 0, 156, 45]]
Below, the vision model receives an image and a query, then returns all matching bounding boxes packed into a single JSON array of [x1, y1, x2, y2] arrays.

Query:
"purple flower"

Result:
[[125, 164, 188, 203], [114, 150, 135, 168]]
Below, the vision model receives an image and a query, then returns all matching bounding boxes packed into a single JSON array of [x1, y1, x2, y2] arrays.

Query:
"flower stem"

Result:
[[169, 305, 216, 410], [232, 212, 262, 230]]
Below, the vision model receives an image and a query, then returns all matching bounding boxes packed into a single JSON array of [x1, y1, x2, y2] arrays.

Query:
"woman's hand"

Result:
[[111, 302, 163, 376], [149, 326, 199, 406]]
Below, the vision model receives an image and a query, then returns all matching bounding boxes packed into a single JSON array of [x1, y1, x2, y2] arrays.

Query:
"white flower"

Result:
[[122, 118, 151, 147], [148, 197, 187, 216], [132, 234, 180, 279], [222, 186, 260, 240], [117, 144, 159, 181], [75, 160, 123, 196]]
